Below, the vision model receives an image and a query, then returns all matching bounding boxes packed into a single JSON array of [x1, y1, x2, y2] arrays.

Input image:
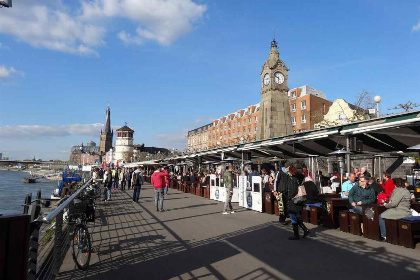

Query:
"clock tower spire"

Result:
[[257, 39, 293, 140]]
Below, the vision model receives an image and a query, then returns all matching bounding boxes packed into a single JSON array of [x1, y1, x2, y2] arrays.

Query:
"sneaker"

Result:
[[160, 209, 165, 212], [230, 211, 235, 214], [222, 212, 230, 215]]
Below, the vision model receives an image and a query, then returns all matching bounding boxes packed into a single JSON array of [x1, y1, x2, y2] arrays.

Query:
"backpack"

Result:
[[132, 172, 141, 186]]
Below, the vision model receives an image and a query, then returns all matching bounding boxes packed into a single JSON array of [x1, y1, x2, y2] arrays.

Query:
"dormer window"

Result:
[[292, 92, 297, 100]]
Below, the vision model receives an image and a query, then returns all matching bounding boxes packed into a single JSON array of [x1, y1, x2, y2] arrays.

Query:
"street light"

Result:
[[374, 95, 381, 118]]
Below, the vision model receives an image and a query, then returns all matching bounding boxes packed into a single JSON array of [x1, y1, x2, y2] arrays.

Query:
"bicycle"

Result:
[[68, 190, 97, 269]]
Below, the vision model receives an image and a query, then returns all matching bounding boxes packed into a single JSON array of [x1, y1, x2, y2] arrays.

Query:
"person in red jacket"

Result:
[[378, 173, 395, 204], [151, 166, 165, 212], [162, 167, 170, 195]]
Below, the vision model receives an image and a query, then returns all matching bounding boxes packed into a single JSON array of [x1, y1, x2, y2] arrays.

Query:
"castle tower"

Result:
[[99, 105, 113, 154], [257, 39, 293, 140], [114, 124, 134, 163]]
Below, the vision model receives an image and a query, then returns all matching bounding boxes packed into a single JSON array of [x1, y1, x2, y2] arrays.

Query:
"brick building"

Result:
[[288, 85, 333, 132], [186, 85, 331, 151]]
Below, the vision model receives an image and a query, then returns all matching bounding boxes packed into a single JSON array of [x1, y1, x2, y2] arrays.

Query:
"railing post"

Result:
[[27, 220, 40, 280], [52, 211, 64, 276], [23, 193, 32, 215]]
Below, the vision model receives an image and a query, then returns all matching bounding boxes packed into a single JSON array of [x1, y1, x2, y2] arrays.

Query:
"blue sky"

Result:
[[0, 0, 419, 160]]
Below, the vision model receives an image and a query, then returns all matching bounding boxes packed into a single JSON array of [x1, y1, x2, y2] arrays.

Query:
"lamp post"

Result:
[[374, 95, 381, 118]]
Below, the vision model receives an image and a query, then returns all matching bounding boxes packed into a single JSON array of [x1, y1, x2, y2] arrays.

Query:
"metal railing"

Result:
[[26, 178, 93, 280]]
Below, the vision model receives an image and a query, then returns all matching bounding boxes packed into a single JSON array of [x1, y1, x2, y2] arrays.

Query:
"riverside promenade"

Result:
[[57, 184, 420, 280]]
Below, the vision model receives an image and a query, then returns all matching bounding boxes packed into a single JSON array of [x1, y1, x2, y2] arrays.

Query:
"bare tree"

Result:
[[353, 90, 375, 120], [388, 101, 420, 112]]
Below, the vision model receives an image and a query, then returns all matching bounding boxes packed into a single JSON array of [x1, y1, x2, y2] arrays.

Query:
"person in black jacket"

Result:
[[274, 166, 290, 225], [367, 177, 384, 198], [303, 177, 322, 212], [286, 166, 310, 240]]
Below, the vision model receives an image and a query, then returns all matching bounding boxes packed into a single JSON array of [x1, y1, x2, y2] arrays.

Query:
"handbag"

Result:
[[292, 185, 307, 205]]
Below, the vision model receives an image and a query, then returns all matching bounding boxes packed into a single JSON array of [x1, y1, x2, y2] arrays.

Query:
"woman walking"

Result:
[[286, 166, 310, 240]]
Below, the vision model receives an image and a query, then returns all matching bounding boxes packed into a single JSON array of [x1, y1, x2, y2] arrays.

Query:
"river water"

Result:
[[0, 170, 58, 215]]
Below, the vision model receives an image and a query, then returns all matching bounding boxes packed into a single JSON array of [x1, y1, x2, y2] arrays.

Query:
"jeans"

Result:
[[133, 185, 141, 202], [379, 214, 386, 238], [154, 188, 164, 210], [103, 188, 108, 200], [121, 180, 126, 191], [306, 202, 322, 211], [127, 181, 131, 190], [224, 189, 233, 212], [290, 213, 298, 224], [107, 188, 112, 200], [113, 179, 118, 189], [349, 205, 363, 215], [164, 186, 169, 195]]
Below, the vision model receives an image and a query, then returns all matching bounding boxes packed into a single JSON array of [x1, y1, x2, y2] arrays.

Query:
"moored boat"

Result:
[[23, 177, 37, 183]]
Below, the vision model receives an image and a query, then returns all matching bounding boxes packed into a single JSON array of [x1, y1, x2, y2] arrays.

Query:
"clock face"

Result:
[[263, 74, 270, 86], [274, 72, 284, 84]]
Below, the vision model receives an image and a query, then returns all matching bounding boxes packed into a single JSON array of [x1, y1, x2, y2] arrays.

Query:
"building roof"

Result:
[[116, 125, 134, 132]]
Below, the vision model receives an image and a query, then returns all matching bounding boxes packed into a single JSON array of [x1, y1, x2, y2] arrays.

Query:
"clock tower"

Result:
[[257, 39, 293, 140]]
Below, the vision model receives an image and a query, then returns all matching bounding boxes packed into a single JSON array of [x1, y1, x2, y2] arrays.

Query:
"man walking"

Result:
[[112, 168, 119, 190], [223, 165, 235, 214], [151, 166, 165, 212], [125, 169, 132, 190], [103, 168, 113, 201], [132, 166, 144, 203]]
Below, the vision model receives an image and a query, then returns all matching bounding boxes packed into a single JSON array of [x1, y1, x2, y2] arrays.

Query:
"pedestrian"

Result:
[[132, 166, 144, 202], [120, 168, 126, 191], [112, 168, 119, 190], [274, 166, 290, 225], [286, 166, 310, 240], [151, 166, 165, 212], [162, 166, 169, 195], [103, 168, 112, 201], [124, 169, 132, 190], [222, 165, 235, 214]]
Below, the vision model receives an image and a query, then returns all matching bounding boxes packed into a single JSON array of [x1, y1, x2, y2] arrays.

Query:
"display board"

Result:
[[243, 176, 263, 212], [238, 175, 247, 207], [217, 177, 226, 202], [210, 174, 217, 200]]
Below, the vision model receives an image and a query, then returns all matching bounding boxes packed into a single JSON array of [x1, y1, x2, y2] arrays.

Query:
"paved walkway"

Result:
[[57, 184, 420, 280]]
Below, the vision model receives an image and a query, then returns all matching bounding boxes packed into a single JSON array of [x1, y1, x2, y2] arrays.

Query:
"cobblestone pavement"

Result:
[[57, 184, 420, 280]]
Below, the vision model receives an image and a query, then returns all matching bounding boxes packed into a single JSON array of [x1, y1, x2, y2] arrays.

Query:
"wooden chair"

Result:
[[339, 210, 350, 233], [349, 212, 362, 236]]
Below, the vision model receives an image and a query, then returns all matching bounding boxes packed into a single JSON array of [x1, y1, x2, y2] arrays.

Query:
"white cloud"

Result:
[[413, 19, 420, 31], [0, 123, 105, 139], [81, 0, 206, 46], [0, 1, 104, 56], [0, 0, 206, 55], [118, 31, 143, 45], [194, 118, 202, 124], [0, 65, 24, 78]]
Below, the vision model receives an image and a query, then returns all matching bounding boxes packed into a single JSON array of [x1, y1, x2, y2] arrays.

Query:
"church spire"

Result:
[[269, 38, 279, 62], [103, 105, 111, 135]]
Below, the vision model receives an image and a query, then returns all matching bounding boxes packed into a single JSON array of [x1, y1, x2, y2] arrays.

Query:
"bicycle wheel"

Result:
[[72, 224, 91, 269]]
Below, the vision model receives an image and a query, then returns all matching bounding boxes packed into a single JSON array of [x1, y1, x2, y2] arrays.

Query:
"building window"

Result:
[[254, 127, 257, 132], [292, 91, 297, 100], [243, 130, 246, 136], [292, 117, 296, 125], [248, 118, 251, 124], [301, 100, 306, 109], [301, 114, 307, 123], [254, 116, 258, 122], [292, 103, 296, 112], [243, 120, 246, 126], [248, 128, 251, 135], [238, 121, 241, 127], [233, 123, 236, 129]]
